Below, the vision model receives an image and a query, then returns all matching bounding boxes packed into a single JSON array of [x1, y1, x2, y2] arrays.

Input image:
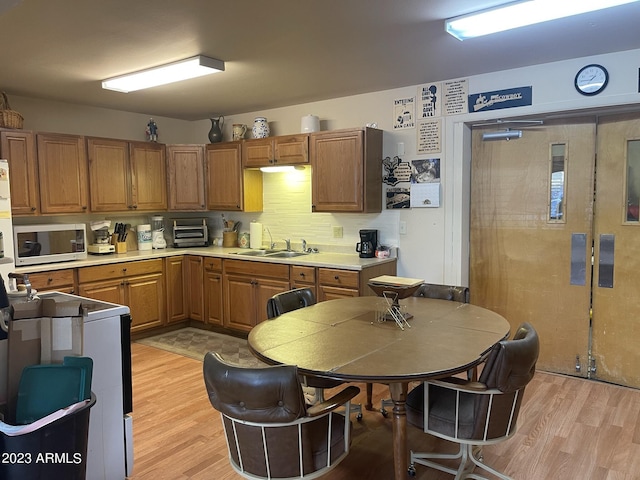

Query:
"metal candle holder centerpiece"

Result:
[[367, 276, 424, 330]]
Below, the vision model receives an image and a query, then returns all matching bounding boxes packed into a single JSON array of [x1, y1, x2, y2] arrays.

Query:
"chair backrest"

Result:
[[203, 351, 351, 479], [473, 322, 539, 439], [413, 283, 470, 303], [204, 351, 306, 423], [266, 287, 317, 319]]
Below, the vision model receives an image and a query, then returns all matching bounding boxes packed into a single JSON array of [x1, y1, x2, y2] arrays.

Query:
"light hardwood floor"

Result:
[[129, 343, 640, 480]]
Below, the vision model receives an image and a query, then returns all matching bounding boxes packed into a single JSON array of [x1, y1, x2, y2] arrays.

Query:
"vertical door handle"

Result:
[[598, 234, 615, 288], [570, 233, 587, 286]]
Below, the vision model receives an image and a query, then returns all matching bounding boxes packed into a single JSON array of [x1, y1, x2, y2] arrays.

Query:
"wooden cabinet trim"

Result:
[[318, 268, 359, 288], [223, 259, 289, 279], [78, 259, 163, 283]]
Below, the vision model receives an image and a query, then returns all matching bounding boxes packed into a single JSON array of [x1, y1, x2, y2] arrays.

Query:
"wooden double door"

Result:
[[471, 113, 640, 388]]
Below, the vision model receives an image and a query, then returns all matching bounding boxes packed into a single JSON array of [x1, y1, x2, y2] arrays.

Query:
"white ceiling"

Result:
[[1, 0, 640, 120]]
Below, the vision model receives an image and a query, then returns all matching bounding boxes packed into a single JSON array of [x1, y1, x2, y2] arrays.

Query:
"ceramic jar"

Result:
[[252, 117, 270, 138]]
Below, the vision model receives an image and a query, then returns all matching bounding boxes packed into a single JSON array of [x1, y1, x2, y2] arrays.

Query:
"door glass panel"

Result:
[[626, 139, 640, 222], [549, 143, 566, 222]]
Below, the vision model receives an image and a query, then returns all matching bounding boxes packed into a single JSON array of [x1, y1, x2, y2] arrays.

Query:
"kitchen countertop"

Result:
[[14, 245, 397, 274]]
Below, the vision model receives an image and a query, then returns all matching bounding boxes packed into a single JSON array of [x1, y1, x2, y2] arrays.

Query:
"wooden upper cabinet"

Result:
[[310, 127, 382, 213], [166, 144, 206, 211], [129, 141, 167, 211], [206, 141, 262, 212], [243, 134, 309, 167], [37, 133, 89, 214], [0, 129, 39, 215], [87, 137, 130, 212], [275, 134, 308, 165]]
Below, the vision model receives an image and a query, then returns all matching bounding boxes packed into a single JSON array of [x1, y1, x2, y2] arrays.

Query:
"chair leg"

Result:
[[409, 443, 511, 480]]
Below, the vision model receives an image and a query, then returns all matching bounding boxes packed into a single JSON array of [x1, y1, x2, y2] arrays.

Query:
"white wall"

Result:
[[9, 48, 640, 283]]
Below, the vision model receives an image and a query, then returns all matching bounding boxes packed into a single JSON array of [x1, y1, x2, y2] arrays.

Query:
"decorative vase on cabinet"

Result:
[[208, 116, 224, 143], [252, 117, 270, 139]]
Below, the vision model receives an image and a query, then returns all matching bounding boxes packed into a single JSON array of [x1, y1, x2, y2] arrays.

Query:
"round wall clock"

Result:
[[574, 64, 609, 96]]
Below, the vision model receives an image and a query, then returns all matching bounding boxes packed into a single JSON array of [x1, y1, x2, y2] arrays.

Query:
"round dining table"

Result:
[[248, 295, 510, 480]]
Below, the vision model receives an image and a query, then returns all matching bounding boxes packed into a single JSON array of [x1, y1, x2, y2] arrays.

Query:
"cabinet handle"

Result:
[[334, 275, 340, 280], [48, 277, 53, 283], [30, 206, 36, 211], [299, 273, 305, 278], [82, 205, 87, 210]]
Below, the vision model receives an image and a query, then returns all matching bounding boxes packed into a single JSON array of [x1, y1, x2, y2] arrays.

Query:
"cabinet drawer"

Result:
[[203, 257, 222, 272], [290, 265, 315, 284], [224, 259, 289, 280], [318, 268, 359, 289], [28, 269, 75, 291], [78, 259, 163, 283]]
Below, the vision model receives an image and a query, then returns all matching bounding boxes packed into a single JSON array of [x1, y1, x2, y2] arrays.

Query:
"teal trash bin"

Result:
[[0, 392, 96, 480]]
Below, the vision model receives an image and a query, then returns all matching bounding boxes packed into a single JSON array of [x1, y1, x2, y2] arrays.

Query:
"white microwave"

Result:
[[13, 223, 87, 266]]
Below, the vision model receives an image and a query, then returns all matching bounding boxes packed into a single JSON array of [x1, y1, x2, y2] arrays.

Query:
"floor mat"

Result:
[[136, 327, 267, 367]]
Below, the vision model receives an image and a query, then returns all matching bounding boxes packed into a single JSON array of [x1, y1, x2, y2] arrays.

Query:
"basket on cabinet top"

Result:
[[0, 91, 24, 129]]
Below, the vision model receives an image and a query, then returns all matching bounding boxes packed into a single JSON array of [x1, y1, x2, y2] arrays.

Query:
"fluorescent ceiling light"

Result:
[[102, 55, 224, 93], [445, 0, 640, 40]]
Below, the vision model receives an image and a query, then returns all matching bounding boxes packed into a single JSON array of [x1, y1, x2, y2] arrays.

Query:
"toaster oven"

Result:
[[172, 219, 208, 248]]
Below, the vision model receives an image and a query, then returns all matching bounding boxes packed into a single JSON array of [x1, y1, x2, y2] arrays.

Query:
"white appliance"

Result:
[[0, 159, 18, 408], [38, 291, 134, 479]]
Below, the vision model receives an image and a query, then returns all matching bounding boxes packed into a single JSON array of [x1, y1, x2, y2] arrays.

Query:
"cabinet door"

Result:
[[87, 137, 131, 212], [187, 256, 204, 322], [0, 130, 39, 215], [167, 144, 206, 211], [275, 134, 308, 165], [224, 274, 256, 332], [206, 142, 243, 210], [79, 279, 125, 305], [254, 278, 290, 324], [37, 133, 89, 214], [165, 255, 188, 324], [243, 138, 275, 167], [126, 273, 164, 332], [28, 269, 76, 294], [318, 285, 359, 302], [205, 270, 224, 326], [129, 142, 167, 211], [310, 128, 382, 213]]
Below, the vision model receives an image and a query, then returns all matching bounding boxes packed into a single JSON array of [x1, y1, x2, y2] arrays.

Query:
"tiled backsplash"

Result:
[[12, 167, 399, 254]]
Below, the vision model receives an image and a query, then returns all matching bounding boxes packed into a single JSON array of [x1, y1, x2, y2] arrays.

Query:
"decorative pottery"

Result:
[[252, 117, 270, 138], [232, 123, 247, 141], [208, 116, 224, 143], [300, 114, 320, 133]]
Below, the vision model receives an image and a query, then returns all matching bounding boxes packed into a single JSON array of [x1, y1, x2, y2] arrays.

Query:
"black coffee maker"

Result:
[[356, 229, 378, 258]]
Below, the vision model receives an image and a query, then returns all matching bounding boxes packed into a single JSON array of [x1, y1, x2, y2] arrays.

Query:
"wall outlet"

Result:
[[333, 226, 343, 238], [399, 221, 407, 235]]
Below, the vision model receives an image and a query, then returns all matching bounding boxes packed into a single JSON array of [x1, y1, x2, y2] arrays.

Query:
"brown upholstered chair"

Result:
[[379, 283, 471, 416], [203, 351, 359, 480], [267, 288, 364, 420], [405, 322, 539, 480]]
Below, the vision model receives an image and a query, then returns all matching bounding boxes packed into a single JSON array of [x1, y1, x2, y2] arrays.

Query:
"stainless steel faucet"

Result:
[[9, 273, 34, 301], [301, 239, 307, 252], [284, 238, 291, 251], [266, 227, 275, 249]]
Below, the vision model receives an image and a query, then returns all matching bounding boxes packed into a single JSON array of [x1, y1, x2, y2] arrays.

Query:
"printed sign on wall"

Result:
[[468, 86, 532, 113]]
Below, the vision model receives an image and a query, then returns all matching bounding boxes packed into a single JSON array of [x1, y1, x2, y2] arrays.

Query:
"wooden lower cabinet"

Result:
[[204, 257, 223, 326], [223, 259, 289, 333], [78, 259, 165, 333], [317, 262, 397, 302], [290, 265, 317, 299], [165, 256, 188, 324], [27, 269, 76, 294], [186, 256, 205, 323]]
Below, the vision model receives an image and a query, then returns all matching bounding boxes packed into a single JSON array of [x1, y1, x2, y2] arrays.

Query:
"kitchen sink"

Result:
[[234, 249, 308, 258], [265, 251, 308, 258], [234, 249, 277, 256]]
